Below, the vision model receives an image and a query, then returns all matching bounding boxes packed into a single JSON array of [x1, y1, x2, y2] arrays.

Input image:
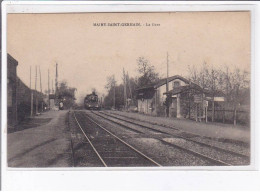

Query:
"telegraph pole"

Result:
[[39, 66, 42, 92], [35, 66, 38, 115], [113, 76, 116, 110], [166, 52, 169, 93], [166, 52, 169, 117], [48, 69, 50, 109], [127, 71, 132, 100], [30, 66, 33, 116], [39, 66, 43, 112], [113, 82, 116, 110], [52, 79, 54, 94], [55, 63, 58, 107], [55, 63, 58, 95], [123, 68, 127, 110]]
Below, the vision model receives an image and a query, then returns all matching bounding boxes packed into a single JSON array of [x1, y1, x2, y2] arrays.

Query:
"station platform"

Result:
[[7, 110, 72, 168], [106, 110, 251, 144]]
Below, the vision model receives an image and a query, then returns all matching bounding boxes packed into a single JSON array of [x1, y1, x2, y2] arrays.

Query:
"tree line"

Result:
[[188, 63, 250, 124], [103, 57, 160, 109], [102, 57, 250, 124], [44, 80, 77, 109]]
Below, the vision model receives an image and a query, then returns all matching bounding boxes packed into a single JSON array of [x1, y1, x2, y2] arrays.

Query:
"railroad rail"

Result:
[[98, 111, 250, 158], [90, 111, 250, 166], [95, 111, 170, 135], [72, 111, 162, 167], [107, 111, 250, 147]]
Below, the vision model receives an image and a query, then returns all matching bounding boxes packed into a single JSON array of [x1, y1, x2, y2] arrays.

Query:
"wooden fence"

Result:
[[207, 108, 250, 126]]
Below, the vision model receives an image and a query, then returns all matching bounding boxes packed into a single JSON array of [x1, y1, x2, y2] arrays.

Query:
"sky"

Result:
[[7, 12, 250, 102]]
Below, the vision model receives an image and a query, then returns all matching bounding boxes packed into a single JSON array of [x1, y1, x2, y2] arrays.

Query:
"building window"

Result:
[[173, 81, 180, 88]]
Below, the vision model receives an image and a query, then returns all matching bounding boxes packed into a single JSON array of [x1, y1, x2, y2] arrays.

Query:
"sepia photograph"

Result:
[[5, 11, 251, 168]]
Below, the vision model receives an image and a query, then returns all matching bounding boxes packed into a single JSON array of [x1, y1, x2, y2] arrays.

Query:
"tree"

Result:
[[228, 68, 250, 125], [137, 57, 160, 87], [126, 73, 138, 106], [105, 75, 117, 109], [103, 72, 139, 109], [58, 81, 76, 109], [188, 64, 250, 125], [208, 68, 219, 122], [105, 75, 116, 91]]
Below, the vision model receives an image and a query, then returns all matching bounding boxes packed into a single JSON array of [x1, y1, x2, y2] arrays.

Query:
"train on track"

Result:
[[84, 92, 101, 110]]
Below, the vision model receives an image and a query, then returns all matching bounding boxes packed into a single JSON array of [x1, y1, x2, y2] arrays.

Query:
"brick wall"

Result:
[[7, 54, 18, 126]]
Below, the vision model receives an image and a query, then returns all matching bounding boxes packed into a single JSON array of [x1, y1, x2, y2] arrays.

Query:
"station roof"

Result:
[[136, 75, 225, 99], [136, 75, 190, 91], [164, 85, 191, 96], [164, 85, 225, 97]]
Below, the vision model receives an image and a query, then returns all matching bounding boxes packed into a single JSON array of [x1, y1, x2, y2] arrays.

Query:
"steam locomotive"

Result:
[[84, 92, 101, 110]]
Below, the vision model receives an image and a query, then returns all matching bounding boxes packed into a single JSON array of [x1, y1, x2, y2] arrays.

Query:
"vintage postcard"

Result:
[[2, 1, 260, 191], [4, 11, 252, 169]]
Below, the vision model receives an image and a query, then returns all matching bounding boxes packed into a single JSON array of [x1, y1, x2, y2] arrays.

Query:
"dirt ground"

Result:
[[7, 110, 72, 167]]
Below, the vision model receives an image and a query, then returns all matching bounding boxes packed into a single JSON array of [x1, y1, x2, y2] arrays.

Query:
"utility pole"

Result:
[[39, 66, 42, 92], [114, 83, 116, 110], [30, 66, 33, 116], [166, 52, 169, 93], [113, 76, 116, 110], [55, 63, 58, 96], [48, 69, 50, 109], [35, 66, 38, 115], [166, 52, 169, 117], [127, 71, 132, 100], [52, 79, 54, 94], [123, 68, 127, 110], [55, 63, 59, 107], [39, 66, 43, 112]]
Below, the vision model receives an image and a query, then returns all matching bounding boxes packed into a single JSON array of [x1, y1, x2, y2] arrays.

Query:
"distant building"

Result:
[[7, 53, 47, 127], [49, 94, 56, 110]]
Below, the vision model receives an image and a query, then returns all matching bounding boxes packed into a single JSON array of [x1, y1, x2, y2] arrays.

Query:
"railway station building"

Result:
[[136, 75, 191, 117], [136, 75, 225, 121]]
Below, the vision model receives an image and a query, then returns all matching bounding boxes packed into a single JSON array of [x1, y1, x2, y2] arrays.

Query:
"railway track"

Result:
[[98, 111, 250, 156], [72, 111, 162, 167], [90, 111, 250, 166], [106, 111, 250, 146]]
